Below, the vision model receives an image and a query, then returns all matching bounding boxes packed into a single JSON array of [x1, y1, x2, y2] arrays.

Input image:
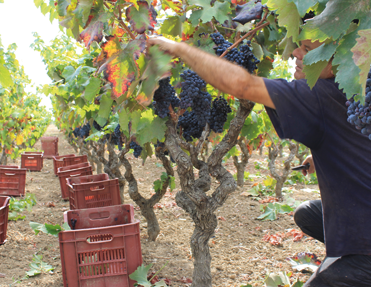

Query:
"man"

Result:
[[148, 35, 371, 286]]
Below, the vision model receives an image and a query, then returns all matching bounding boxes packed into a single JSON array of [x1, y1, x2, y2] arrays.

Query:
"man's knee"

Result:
[[293, 200, 312, 227]]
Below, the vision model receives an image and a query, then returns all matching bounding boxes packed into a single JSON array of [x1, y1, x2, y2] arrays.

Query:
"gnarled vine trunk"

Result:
[[268, 140, 297, 199], [119, 145, 174, 241], [165, 100, 255, 287], [233, 136, 251, 187]]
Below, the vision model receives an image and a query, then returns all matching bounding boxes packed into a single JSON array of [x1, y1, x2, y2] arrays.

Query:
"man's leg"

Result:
[[304, 255, 371, 286], [293, 200, 324, 243]]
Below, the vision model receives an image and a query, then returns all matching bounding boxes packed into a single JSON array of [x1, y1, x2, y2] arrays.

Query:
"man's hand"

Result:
[[147, 36, 182, 57], [302, 155, 315, 176]]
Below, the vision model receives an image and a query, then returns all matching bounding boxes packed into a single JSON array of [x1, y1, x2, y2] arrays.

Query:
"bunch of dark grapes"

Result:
[[179, 70, 206, 109], [210, 32, 259, 74], [153, 78, 180, 118], [192, 91, 212, 127], [178, 111, 204, 142], [72, 123, 90, 138], [130, 141, 143, 158], [209, 97, 232, 133], [105, 133, 122, 150], [346, 68, 371, 140], [113, 124, 123, 150], [93, 120, 104, 131], [79, 123, 91, 138]]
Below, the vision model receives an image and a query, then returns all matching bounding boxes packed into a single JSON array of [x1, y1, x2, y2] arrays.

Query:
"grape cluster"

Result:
[[73, 123, 90, 138], [210, 32, 259, 74], [179, 70, 206, 109], [209, 97, 232, 133], [107, 124, 123, 150], [153, 78, 180, 118], [178, 111, 204, 142], [130, 141, 143, 158], [93, 120, 105, 131], [347, 69, 371, 140]]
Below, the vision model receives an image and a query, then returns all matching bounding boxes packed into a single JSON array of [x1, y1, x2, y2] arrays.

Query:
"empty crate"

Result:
[[0, 196, 10, 245], [0, 166, 27, 196], [21, 152, 43, 171], [53, 154, 76, 175], [41, 136, 59, 158], [66, 174, 121, 210], [57, 163, 93, 200], [63, 155, 88, 168], [59, 205, 142, 287]]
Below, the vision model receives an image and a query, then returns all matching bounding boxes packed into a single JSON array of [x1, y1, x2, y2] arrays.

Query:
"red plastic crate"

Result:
[[66, 174, 121, 210], [0, 165, 19, 169], [41, 136, 59, 158], [57, 163, 93, 200], [53, 154, 76, 176], [21, 152, 43, 171], [0, 196, 10, 245], [63, 155, 88, 168], [59, 205, 142, 287], [0, 166, 27, 196]]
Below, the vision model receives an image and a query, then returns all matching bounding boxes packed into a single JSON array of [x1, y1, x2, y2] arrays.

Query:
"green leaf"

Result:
[[303, 60, 329, 89], [303, 42, 338, 65], [83, 77, 101, 102], [299, 0, 371, 42], [332, 29, 363, 98], [45, 223, 63, 237], [137, 46, 172, 106], [62, 222, 71, 231], [57, 0, 70, 17], [126, 1, 151, 34], [257, 203, 277, 221], [129, 263, 153, 287], [161, 16, 182, 37], [29, 222, 48, 236], [26, 255, 54, 277], [136, 110, 167, 146], [73, 0, 94, 26], [189, 0, 231, 24], [0, 63, 14, 88], [287, 0, 317, 17], [267, 0, 301, 43], [98, 91, 113, 121], [351, 29, 371, 98]]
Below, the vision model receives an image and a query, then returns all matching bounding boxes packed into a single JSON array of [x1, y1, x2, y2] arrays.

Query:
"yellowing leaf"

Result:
[[16, 134, 24, 145]]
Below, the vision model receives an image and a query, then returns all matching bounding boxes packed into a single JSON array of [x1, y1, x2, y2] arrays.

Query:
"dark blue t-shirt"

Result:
[[264, 77, 371, 257]]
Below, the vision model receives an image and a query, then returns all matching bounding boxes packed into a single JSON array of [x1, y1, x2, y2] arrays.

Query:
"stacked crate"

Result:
[[55, 155, 141, 287], [41, 136, 59, 158]]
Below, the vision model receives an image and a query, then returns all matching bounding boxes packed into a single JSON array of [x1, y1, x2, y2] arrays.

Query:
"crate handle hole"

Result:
[[86, 234, 113, 244], [90, 186, 105, 191], [89, 211, 110, 220], [4, 173, 15, 176]]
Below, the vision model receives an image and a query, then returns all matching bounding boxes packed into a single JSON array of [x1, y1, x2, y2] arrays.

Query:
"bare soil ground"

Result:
[[0, 125, 324, 287]]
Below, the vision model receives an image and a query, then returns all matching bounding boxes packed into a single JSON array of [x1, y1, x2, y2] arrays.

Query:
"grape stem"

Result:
[[219, 7, 270, 58], [104, 2, 136, 40]]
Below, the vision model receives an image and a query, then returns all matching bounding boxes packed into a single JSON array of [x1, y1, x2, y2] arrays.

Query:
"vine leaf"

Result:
[[303, 42, 338, 65], [129, 263, 153, 287], [73, 0, 94, 27], [162, 0, 183, 13], [299, 0, 371, 42], [80, 13, 111, 49], [136, 45, 172, 106], [0, 57, 13, 88], [100, 40, 146, 99], [267, 0, 301, 43], [303, 60, 328, 89], [57, 0, 70, 17], [126, 1, 157, 34], [332, 30, 362, 98], [135, 110, 167, 146], [189, 0, 231, 25], [161, 15, 182, 37], [351, 29, 371, 97], [287, 0, 317, 17], [83, 77, 101, 102], [232, 0, 263, 25]]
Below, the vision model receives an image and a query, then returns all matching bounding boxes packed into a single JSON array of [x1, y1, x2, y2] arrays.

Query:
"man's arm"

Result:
[[148, 38, 275, 109]]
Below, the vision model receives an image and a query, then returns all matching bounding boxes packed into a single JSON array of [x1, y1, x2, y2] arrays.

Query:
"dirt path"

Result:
[[0, 125, 324, 286]]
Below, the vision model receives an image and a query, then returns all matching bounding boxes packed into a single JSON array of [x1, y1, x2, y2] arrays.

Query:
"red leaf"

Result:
[[80, 21, 104, 49]]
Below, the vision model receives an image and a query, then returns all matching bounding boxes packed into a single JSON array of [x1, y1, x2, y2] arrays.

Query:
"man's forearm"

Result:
[[175, 43, 274, 108]]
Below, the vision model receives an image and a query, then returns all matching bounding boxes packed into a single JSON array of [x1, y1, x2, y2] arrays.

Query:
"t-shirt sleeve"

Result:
[[263, 78, 325, 149]]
